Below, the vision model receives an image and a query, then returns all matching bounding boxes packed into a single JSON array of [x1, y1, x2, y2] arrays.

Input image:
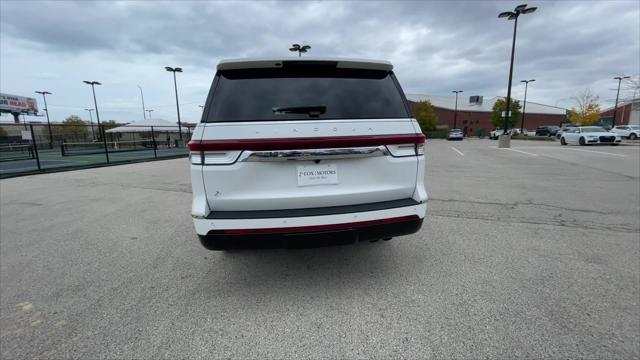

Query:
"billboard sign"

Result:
[[0, 93, 39, 115]]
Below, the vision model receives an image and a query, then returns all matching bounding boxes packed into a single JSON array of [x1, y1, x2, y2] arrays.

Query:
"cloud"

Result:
[[0, 0, 638, 122]]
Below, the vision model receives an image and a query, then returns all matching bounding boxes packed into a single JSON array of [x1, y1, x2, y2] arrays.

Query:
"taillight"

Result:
[[385, 144, 419, 157], [188, 133, 425, 163], [385, 137, 425, 157], [190, 151, 241, 165]]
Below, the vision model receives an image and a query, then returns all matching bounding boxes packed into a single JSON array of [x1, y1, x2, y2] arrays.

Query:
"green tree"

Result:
[[52, 115, 89, 142], [414, 100, 439, 133], [568, 89, 601, 125], [490, 98, 521, 129]]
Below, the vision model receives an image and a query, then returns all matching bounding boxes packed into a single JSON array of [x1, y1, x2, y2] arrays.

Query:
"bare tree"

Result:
[[622, 76, 640, 101]]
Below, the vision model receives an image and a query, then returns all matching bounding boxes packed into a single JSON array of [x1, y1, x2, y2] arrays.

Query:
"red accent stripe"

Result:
[[188, 133, 425, 151], [221, 215, 419, 235]]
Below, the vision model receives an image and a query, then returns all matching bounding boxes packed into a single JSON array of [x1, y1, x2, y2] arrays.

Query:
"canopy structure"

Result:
[[105, 118, 190, 133]]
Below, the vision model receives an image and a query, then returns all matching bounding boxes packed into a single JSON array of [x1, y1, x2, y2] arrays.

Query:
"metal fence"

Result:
[[0, 123, 192, 178]]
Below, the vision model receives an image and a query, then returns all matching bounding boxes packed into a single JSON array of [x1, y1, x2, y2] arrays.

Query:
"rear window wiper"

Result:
[[272, 105, 326, 118]]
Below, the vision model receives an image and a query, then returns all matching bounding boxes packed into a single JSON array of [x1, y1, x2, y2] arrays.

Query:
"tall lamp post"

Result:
[[289, 44, 311, 57], [83, 80, 109, 163], [165, 66, 183, 141], [498, 4, 537, 141], [612, 76, 630, 127], [452, 90, 463, 129], [84, 108, 96, 140], [35, 91, 53, 148], [137, 85, 147, 120], [519, 79, 535, 132], [145, 109, 154, 118]]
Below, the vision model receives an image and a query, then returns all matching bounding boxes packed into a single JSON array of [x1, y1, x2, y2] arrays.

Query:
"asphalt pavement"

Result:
[[1, 139, 638, 358]]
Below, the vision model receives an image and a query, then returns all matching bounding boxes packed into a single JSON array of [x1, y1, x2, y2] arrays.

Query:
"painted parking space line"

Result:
[[488, 146, 538, 156], [562, 147, 628, 158], [450, 147, 464, 156]]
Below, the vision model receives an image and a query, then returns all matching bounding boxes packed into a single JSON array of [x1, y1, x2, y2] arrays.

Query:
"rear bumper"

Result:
[[193, 202, 426, 247], [198, 215, 424, 249]]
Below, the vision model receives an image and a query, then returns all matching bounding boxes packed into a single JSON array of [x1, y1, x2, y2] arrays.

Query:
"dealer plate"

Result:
[[297, 164, 339, 186]]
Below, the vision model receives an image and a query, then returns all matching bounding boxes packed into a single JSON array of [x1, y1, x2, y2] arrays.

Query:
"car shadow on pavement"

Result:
[[199, 238, 432, 296]]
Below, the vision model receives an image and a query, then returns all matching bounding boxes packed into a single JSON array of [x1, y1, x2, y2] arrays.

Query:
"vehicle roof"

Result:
[[217, 57, 393, 71]]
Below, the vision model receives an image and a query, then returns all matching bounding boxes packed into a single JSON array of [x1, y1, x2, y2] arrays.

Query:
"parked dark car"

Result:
[[535, 125, 560, 136]]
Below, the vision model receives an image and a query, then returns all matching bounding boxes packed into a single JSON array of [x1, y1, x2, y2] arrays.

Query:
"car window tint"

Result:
[[205, 67, 409, 122]]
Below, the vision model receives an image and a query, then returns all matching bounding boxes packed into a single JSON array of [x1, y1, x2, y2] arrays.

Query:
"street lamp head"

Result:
[[614, 76, 631, 80], [529, 79, 536, 82], [514, 4, 527, 12], [165, 66, 174, 72], [174, 67, 183, 72], [500, 4, 536, 19], [83, 81, 101, 85], [35, 91, 52, 95]]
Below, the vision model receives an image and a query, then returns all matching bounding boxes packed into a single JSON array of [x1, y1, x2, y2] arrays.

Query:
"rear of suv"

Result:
[[188, 58, 427, 250]]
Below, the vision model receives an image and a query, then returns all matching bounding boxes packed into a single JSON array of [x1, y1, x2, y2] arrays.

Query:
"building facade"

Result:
[[600, 98, 639, 126], [406, 94, 567, 136]]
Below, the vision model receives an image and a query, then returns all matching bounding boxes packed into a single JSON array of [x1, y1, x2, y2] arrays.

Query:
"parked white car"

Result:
[[490, 128, 506, 139], [560, 126, 622, 146], [447, 128, 463, 141], [188, 58, 427, 250], [610, 125, 640, 140]]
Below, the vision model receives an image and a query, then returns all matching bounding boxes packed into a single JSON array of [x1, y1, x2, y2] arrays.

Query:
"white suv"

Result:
[[188, 58, 427, 250], [610, 125, 640, 140]]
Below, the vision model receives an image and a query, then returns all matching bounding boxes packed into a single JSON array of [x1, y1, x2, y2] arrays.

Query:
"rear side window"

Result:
[[204, 66, 410, 122]]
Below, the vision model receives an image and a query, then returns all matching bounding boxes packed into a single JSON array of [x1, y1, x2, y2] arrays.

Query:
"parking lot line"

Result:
[[562, 147, 628, 158], [449, 146, 464, 156], [488, 146, 538, 156]]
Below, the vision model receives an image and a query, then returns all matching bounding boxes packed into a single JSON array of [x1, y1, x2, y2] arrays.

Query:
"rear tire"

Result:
[[630, 133, 638, 140], [561, 137, 567, 145], [579, 137, 586, 146]]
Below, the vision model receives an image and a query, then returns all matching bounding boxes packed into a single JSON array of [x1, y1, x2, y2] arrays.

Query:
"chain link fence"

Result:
[[0, 123, 192, 178]]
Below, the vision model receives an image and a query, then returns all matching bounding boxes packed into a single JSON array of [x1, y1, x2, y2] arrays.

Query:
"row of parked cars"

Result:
[[488, 124, 639, 141]]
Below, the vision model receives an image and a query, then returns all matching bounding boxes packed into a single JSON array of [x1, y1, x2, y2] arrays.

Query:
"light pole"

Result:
[[498, 4, 537, 138], [35, 91, 54, 148], [137, 85, 147, 120], [452, 90, 463, 129], [289, 43, 311, 57], [612, 76, 630, 127], [84, 108, 96, 140], [520, 79, 535, 132], [145, 109, 154, 118], [165, 66, 183, 141], [83, 80, 109, 163]]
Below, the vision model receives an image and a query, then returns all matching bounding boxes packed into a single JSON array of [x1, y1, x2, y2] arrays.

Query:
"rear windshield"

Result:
[[204, 67, 410, 122]]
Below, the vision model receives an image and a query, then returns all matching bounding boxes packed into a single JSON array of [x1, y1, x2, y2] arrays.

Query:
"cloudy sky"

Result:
[[1, 0, 638, 123]]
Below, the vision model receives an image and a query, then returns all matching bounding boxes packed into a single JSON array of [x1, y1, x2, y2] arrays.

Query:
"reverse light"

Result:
[[386, 144, 419, 157], [189, 151, 242, 165]]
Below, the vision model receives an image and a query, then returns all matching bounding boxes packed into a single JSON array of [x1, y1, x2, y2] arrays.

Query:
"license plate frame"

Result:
[[296, 164, 339, 187]]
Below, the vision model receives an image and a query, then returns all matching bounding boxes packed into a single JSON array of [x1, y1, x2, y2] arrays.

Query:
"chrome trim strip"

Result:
[[238, 146, 389, 162]]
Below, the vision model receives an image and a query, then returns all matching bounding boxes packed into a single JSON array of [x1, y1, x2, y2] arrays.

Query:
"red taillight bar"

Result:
[[188, 133, 425, 151], [221, 215, 419, 235]]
